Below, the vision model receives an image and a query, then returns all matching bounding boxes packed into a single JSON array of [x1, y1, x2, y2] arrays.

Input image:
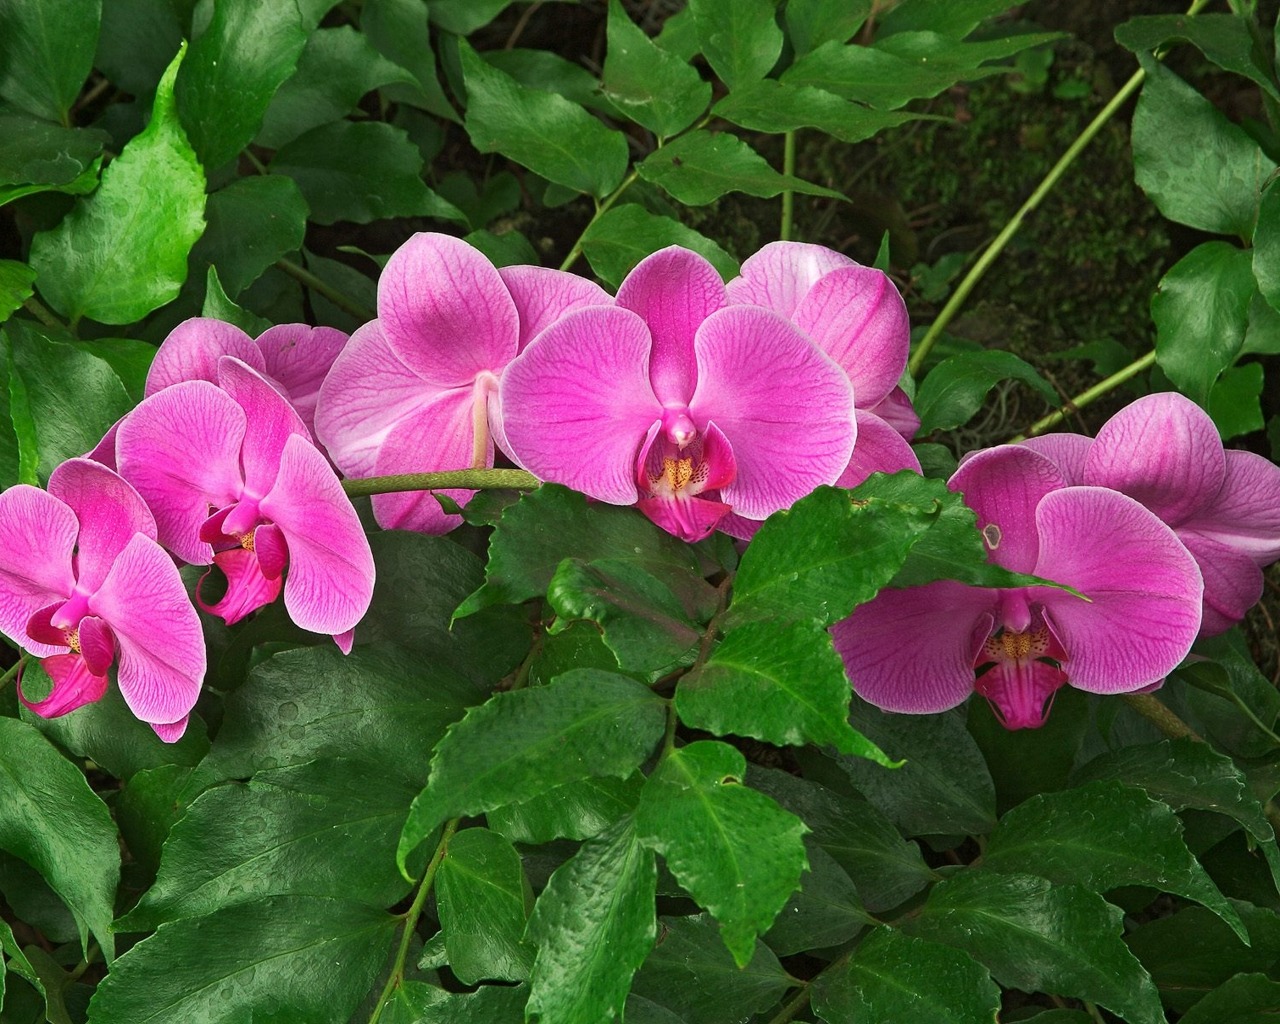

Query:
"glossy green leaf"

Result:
[[0, 115, 107, 187], [93, 0, 183, 95], [714, 79, 926, 142], [1131, 55, 1274, 239], [687, 0, 782, 88], [678, 621, 893, 760], [0, 0, 100, 122], [602, 0, 709, 137], [784, 0, 872, 55], [915, 349, 1058, 433], [638, 130, 843, 206], [115, 764, 196, 882], [784, 38, 995, 108], [379, 981, 527, 1024], [0, 261, 35, 325], [436, 828, 534, 984], [526, 817, 656, 1024], [812, 928, 1000, 1024], [1251, 180, 1280, 311], [488, 774, 643, 845], [909, 871, 1165, 1024], [0, 156, 99, 208], [635, 741, 809, 966], [879, 0, 1028, 38], [1, 917, 43, 1005], [29, 44, 205, 324], [1179, 973, 1280, 1024], [1152, 240, 1254, 404], [202, 265, 272, 335], [764, 840, 868, 955], [729, 483, 938, 628], [459, 39, 627, 198], [428, 0, 516, 33], [175, 0, 309, 168], [485, 48, 623, 118], [581, 204, 738, 289], [193, 175, 309, 298], [398, 670, 667, 871], [1207, 361, 1265, 439], [88, 896, 396, 1024], [0, 718, 118, 963], [75, 337, 156, 403], [363, 0, 457, 121], [1116, 13, 1280, 100]]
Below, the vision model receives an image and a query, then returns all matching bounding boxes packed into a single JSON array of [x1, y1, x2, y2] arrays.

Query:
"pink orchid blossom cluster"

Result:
[[835, 393, 1280, 730]]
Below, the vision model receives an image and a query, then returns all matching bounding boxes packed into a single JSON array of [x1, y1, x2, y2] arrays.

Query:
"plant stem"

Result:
[[367, 819, 460, 1024], [765, 980, 812, 1024], [1121, 693, 1203, 742], [559, 169, 640, 272], [275, 257, 376, 323], [780, 130, 796, 242], [342, 468, 539, 498], [23, 297, 64, 332], [1010, 350, 1156, 440], [0, 655, 27, 694]]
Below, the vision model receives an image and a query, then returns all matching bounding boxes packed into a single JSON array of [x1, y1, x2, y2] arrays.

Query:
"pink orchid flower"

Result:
[[726, 241, 921, 487], [1022, 392, 1280, 635], [0, 459, 205, 740], [500, 246, 857, 542], [314, 232, 610, 533], [833, 445, 1203, 729], [116, 356, 374, 651]]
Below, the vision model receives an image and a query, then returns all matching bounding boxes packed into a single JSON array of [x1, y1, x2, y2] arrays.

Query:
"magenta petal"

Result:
[[1177, 531, 1263, 636], [255, 523, 289, 580], [333, 628, 355, 655], [378, 232, 519, 388], [637, 495, 733, 542], [1181, 449, 1280, 566], [867, 386, 919, 442], [948, 445, 1067, 575], [48, 459, 156, 592], [975, 658, 1068, 730], [255, 324, 349, 437], [837, 411, 922, 489], [0, 485, 77, 652], [833, 580, 994, 713], [86, 418, 120, 471], [501, 306, 661, 504], [78, 616, 116, 676], [1034, 487, 1203, 693], [1019, 433, 1091, 485], [146, 317, 264, 396], [726, 240, 854, 317], [217, 357, 310, 499], [20, 654, 109, 718], [26, 603, 69, 649], [152, 716, 190, 742], [199, 549, 283, 626], [617, 246, 726, 407], [690, 306, 855, 521], [261, 434, 375, 637], [1084, 392, 1225, 524], [793, 264, 909, 408], [500, 265, 612, 351]]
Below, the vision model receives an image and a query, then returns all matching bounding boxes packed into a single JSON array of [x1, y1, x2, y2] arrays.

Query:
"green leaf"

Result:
[[582, 205, 738, 289], [202, 265, 272, 335], [1131, 55, 1275, 238], [175, 0, 309, 168], [485, 48, 624, 118], [87, 896, 396, 1024], [915, 349, 1058, 433], [1152, 240, 1254, 404], [1252, 180, 1280, 310], [427, 0, 517, 34], [526, 817, 657, 1024], [76, 337, 156, 403], [0, 114, 107, 187], [93, 0, 183, 95], [436, 828, 534, 984], [687, 0, 782, 88], [879, 0, 1028, 38], [0, 718, 118, 963], [459, 38, 628, 198], [784, 38, 992, 109], [603, 0, 710, 137], [193, 175, 309, 298], [1207, 360, 1265, 439], [908, 871, 1165, 1024], [29, 43, 205, 325], [1116, 13, 1280, 100], [784, 0, 872, 55], [398, 670, 667, 872], [638, 130, 844, 206], [677, 620, 894, 760], [115, 764, 196, 882], [714, 79, 928, 142], [635, 741, 809, 966], [728, 483, 938, 628], [812, 928, 1000, 1024], [0, 0, 100, 122], [764, 840, 868, 955], [0, 260, 35, 325], [363, 0, 458, 121], [1179, 973, 1280, 1024], [984, 780, 1246, 941], [379, 981, 527, 1024], [488, 774, 643, 845]]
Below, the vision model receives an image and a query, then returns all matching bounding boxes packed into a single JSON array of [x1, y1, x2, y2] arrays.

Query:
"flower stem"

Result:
[[275, 257, 376, 323], [1010, 350, 1156, 440], [780, 130, 796, 242], [341, 468, 540, 498], [367, 819, 460, 1024], [23, 297, 65, 332], [559, 169, 640, 273], [0, 654, 27, 694], [1121, 692, 1203, 742]]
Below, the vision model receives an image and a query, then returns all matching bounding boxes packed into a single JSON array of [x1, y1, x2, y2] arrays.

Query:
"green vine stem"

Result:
[[0, 654, 27, 694], [1121, 692, 1203, 742], [559, 169, 640, 272], [367, 818, 460, 1024], [780, 129, 797, 241], [341, 468, 539, 498], [1010, 349, 1157, 440], [907, 0, 1213, 379], [275, 257, 376, 323], [22, 296, 65, 332]]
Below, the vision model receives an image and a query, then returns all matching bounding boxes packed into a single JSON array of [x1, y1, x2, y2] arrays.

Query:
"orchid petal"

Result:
[[117, 381, 246, 565], [217, 357, 310, 499], [1019, 432, 1091, 484], [333, 629, 355, 655], [86, 418, 120, 471], [0, 485, 77, 651], [1084, 391, 1225, 524], [25, 603, 70, 650], [261, 434, 375, 637], [617, 246, 726, 406], [1180, 449, 1280, 565], [726, 240, 854, 317], [19, 654, 108, 718], [146, 317, 264, 396], [866, 386, 919, 441], [78, 616, 116, 676], [948, 445, 1067, 575], [377, 231, 519, 388], [833, 580, 994, 713], [255, 324, 349, 437], [1177, 531, 1263, 636], [1034, 487, 1202, 693], [48, 459, 156, 592], [501, 306, 661, 504], [199, 548, 283, 626], [255, 523, 289, 580], [690, 305, 855, 520], [91, 533, 205, 728], [837, 411, 922, 489], [975, 658, 1068, 730], [637, 495, 733, 542], [500, 265, 612, 351], [152, 716, 190, 742]]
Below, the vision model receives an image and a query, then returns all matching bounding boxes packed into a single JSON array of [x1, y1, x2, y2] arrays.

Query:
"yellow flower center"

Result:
[[662, 456, 695, 492]]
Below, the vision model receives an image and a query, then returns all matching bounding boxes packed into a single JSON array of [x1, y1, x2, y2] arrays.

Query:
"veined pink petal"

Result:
[[637, 494, 733, 542], [1019, 432, 1091, 485], [501, 306, 661, 505], [836, 411, 922, 489], [377, 232, 519, 388], [1180, 449, 1280, 566], [793, 264, 909, 408], [1177, 531, 1263, 636], [726, 240, 855, 317], [1034, 487, 1202, 693], [19, 654, 108, 718], [834, 579, 995, 713], [261, 434, 375, 637], [85, 418, 120, 471], [117, 381, 247, 565], [949, 445, 1067, 575], [217, 357, 310, 500], [867, 386, 919, 442], [199, 548, 283, 626], [78, 616, 115, 676], [690, 306, 855, 521], [1084, 392, 1225, 525], [255, 324, 349, 437], [617, 246, 726, 407], [975, 657, 1068, 730], [152, 716, 190, 742], [255, 523, 288, 580], [0, 485, 77, 653], [500, 265, 612, 351], [146, 317, 264, 396], [90, 533, 205, 729], [48, 459, 156, 593]]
